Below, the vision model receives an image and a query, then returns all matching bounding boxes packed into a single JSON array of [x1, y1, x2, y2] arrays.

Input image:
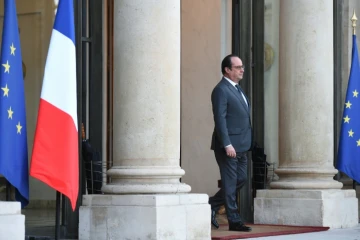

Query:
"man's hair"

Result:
[[221, 54, 239, 75]]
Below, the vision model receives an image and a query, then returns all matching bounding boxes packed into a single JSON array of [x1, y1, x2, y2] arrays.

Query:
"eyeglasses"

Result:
[[232, 65, 245, 70]]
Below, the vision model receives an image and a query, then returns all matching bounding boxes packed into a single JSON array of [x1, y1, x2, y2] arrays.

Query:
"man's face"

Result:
[[225, 57, 244, 83]]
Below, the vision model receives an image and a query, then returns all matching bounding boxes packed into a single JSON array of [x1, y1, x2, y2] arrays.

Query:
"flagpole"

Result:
[[55, 191, 61, 240], [351, 10, 357, 190], [351, 10, 357, 35], [5, 180, 11, 201]]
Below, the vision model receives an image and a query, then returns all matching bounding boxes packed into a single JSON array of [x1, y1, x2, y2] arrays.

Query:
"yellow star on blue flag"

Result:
[[0, 0, 29, 207], [337, 34, 360, 184]]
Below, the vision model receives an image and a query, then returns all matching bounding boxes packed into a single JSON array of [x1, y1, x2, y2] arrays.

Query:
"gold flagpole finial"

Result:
[[351, 10, 357, 35]]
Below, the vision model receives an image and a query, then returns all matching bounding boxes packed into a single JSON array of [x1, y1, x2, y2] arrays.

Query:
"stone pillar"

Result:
[[79, 1, 210, 239], [101, 0, 191, 195], [0, 202, 24, 240], [254, 0, 358, 228]]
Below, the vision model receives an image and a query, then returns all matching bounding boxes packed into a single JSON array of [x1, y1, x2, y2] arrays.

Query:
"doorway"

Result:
[[232, 0, 265, 222]]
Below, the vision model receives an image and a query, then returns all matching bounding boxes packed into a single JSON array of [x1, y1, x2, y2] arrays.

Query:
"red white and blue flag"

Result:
[[30, 0, 78, 210]]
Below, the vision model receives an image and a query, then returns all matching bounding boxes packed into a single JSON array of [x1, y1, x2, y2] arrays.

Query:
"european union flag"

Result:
[[0, 0, 29, 207], [337, 34, 360, 184]]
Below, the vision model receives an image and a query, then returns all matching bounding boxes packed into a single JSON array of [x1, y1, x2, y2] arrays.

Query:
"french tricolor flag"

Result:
[[30, 0, 78, 210]]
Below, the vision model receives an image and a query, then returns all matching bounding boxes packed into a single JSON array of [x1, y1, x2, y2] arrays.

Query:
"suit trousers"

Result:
[[209, 150, 248, 224]]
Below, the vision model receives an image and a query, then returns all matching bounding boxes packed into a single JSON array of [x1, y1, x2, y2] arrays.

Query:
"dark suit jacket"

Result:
[[211, 77, 252, 153]]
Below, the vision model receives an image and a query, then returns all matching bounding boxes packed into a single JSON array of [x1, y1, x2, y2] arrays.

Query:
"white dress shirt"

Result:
[[224, 77, 248, 106]]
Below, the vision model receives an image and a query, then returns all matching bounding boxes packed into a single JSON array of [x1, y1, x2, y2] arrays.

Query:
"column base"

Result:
[[0, 201, 24, 240], [79, 194, 211, 240], [102, 183, 191, 194], [254, 189, 358, 228]]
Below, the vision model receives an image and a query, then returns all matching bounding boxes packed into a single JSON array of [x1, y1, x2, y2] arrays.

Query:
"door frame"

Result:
[[232, 0, 264, 223], [60, 0, 104, 238]]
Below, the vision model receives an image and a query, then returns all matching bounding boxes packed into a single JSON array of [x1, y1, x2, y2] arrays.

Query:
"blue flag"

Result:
[[0, 0, 29, 207], [337, 34, 360, 184]]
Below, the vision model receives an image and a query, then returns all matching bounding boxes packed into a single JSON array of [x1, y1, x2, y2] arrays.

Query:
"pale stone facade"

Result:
[[79, 1, 210, 239], [254, 0, 358, 228], [1, 0, 360, 239], [0, 202, 24, 240]]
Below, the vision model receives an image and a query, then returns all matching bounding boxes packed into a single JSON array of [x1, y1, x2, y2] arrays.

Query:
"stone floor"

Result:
[[24, 208, 56, 239], [252, 225, 360, 240], [23, 208, 360, 240]]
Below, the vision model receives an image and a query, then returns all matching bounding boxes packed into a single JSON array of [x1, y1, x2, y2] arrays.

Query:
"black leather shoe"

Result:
[[229, 222, 252, 232], [211, 209, 219, 229]]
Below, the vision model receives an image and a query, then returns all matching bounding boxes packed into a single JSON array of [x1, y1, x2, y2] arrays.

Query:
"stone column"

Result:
[[101, 0, 191, 195], [0, 202, 24, 240], [79, 1, 210, 239], [254, 0, 358, 228]]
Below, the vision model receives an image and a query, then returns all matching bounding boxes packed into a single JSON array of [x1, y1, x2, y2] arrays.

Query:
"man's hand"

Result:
[[225, 145, 236, 158]]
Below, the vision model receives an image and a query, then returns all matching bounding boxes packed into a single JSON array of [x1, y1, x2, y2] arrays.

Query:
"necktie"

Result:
[[235, 84, 248, 107], [235, 84, 241, 93]]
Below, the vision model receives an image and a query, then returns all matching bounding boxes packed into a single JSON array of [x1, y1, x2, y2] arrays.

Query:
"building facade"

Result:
[[0, 0, 359, 239]]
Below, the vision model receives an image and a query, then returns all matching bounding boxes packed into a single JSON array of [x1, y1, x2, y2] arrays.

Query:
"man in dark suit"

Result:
[[209, 54, 252, 232]]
